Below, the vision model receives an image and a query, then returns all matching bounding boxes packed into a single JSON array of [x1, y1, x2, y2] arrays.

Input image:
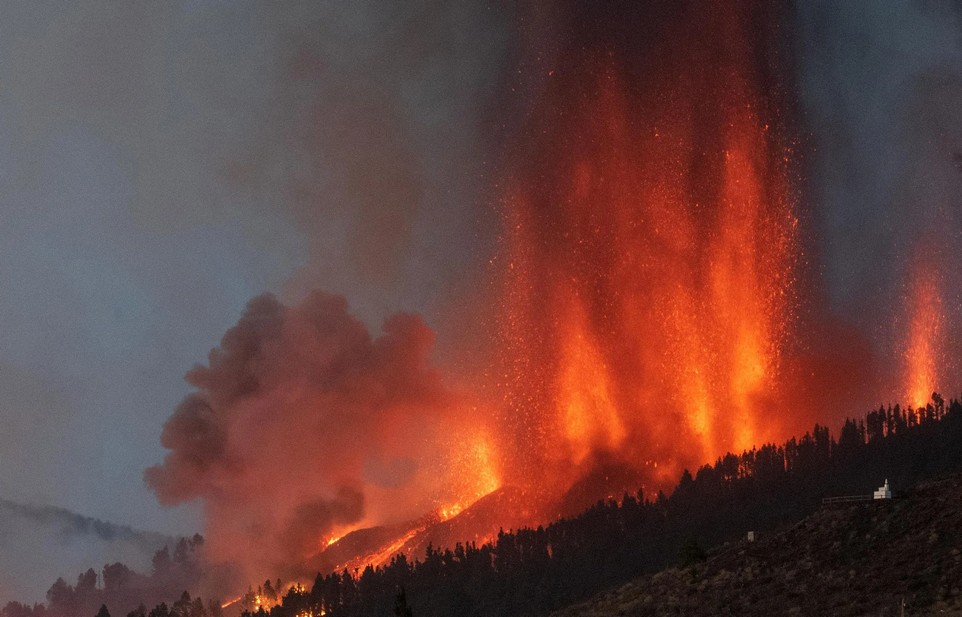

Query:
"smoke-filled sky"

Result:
[[0, 0, 511, 537], [2, 0, 962, 596]]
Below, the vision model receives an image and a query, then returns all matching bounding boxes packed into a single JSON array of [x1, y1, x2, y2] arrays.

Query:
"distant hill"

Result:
[[0, 498, 173, 604], [551, 475, 962, 617]]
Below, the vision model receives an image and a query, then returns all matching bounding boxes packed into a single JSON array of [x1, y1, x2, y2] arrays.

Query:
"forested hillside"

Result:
[[552, 474, 962, 616], [243, 396, 962, 617], [4, 396, 961, 617]]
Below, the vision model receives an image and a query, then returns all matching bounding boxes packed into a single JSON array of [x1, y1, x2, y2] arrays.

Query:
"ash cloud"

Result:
[[145, 292, 460, 580], [217, 1, 515, 323]]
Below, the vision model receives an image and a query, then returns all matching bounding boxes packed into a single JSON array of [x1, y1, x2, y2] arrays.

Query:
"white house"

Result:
[[873, 479, 892, 500]]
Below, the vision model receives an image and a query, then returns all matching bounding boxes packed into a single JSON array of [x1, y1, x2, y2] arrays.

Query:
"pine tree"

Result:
[[393, 588, 413, 617]]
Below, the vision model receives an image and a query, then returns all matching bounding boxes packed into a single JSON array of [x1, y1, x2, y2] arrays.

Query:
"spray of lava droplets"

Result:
[[904, 258, 946, 410], [490, 3, 801, 500]]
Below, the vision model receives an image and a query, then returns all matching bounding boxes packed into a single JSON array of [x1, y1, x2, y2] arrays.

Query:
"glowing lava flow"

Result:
[[493, 4, 799, 496], [438, 503, 464, 521]]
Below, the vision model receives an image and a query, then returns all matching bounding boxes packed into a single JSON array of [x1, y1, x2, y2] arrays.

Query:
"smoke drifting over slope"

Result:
[[1, 0, 514, 595], [146, 292, 498, 580], [0, 499, 172, 604]]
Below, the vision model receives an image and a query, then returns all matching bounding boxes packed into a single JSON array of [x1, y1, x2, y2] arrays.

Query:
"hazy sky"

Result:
[[2, 0, 962, 540], [0, 1, 511, 536]]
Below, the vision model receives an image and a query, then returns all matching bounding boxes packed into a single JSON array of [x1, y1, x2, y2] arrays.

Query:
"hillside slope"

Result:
[[0, 499, 173, 604], [551, 476, 962, 616]]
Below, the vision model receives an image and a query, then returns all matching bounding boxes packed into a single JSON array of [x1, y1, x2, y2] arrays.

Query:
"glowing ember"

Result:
[[556, 299, 626, 465]]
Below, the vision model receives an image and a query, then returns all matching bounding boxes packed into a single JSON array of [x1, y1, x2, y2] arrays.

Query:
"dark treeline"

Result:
[[1, 535, 223, 617], [249, 395, 962, 617], [6, 396, 962, 617]]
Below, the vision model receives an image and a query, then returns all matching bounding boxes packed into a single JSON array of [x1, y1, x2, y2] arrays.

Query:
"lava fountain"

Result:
[[491, 2, 801, 501], [903, 254, 947, 410]]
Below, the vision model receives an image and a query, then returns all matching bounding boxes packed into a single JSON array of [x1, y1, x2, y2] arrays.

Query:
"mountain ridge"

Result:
[[0, 497, 175, 605]]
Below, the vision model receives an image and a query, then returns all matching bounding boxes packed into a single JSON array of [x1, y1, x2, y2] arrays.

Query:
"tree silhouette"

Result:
[[393, 588, 413, 617], [681, 538, 707, 567]]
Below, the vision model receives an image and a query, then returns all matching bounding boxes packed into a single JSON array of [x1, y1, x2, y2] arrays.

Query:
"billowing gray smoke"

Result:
[[145, 292, 470, 582]]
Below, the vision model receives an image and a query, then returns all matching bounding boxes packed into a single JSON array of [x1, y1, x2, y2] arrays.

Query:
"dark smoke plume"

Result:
[[146, 292, 463, 580]]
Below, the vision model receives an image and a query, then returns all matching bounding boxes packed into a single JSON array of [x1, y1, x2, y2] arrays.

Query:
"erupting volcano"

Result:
[[140, 0, 962, 598], [11, 2, 962, 614], [145, 2, 814, 585]]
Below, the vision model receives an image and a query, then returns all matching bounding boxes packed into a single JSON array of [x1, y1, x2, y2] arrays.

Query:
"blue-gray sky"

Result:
[[0, 0, 510, 538], [797, 0, 962, 325]]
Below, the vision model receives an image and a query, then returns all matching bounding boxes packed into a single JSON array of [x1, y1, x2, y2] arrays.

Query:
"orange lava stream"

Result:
[[335, 526, 424, 573]]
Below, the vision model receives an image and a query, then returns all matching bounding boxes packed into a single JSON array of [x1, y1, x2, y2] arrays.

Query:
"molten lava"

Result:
[[448, 429, 502, 502], [492, 3, 799, 497], [904, 261, 945, 410]]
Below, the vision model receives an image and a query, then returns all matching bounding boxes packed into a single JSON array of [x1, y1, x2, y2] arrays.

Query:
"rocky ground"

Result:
[[550, 475, 962, 616]]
